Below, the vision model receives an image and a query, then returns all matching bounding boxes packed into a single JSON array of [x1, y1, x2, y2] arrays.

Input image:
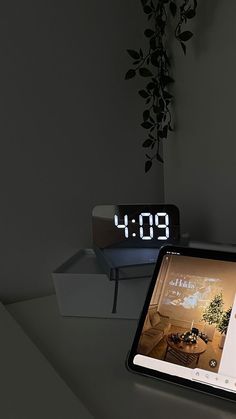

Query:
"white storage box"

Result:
[[52, 248, 152, 319]]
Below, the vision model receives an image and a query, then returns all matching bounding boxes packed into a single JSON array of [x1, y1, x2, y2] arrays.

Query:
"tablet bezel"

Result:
[[127, 245, 236, 402]]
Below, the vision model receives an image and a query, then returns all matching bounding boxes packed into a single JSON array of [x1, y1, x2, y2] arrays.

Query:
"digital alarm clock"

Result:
[[92, 204, 181, 313], [92, 204, 180, 249]]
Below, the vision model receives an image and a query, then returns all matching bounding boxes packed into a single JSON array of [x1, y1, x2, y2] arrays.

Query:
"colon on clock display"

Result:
[[92, 204, 180, 249]]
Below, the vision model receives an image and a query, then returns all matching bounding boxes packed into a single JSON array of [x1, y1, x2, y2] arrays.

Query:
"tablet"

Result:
[[127, 245, 236, 401]]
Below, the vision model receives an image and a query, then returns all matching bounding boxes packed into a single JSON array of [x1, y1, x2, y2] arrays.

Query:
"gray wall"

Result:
[[0, 1, 164, 302], [164, 0, 236, 244]]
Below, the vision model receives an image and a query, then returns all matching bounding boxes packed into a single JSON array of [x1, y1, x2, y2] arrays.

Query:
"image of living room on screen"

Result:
[[137, 254, 236, 374]]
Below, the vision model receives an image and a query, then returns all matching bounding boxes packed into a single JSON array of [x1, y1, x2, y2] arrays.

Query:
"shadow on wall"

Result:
[[192, 0, 221, 56], [186, 210, 212, 242]]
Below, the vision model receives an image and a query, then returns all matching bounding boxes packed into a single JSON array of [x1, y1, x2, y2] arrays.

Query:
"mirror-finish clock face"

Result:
[[92, 204, 180, 249]]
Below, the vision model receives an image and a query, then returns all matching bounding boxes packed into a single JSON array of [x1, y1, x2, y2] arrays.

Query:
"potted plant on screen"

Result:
[[217, 306, 232, 349], [201, 293, 224, 341]]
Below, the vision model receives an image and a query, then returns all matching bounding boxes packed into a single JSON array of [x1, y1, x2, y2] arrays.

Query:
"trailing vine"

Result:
[[125, 0, 197, 172]]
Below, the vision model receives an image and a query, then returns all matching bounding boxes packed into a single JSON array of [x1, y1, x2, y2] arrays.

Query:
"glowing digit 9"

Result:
[[155, 212, 169, 240]]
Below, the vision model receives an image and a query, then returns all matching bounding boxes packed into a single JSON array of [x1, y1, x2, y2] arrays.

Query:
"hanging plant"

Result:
[[125, 0, 197, 172]]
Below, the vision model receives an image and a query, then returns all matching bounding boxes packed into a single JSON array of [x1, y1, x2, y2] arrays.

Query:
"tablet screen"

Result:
[[127, 246, 236, 401]]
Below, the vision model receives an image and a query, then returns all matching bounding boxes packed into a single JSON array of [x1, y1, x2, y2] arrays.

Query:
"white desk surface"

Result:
[[6, 295, 236, 419], [0, 301, 92, 419]]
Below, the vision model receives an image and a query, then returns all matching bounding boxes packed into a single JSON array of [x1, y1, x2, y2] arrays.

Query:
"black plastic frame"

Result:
[[92, 204, 180, 249], [127, 245, 236, 402]]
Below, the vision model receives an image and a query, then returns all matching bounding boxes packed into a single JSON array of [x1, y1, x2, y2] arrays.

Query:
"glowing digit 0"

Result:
[[139, 213, 153, 240], [155, 212, 169, 240], [114, 214, 129, 238]]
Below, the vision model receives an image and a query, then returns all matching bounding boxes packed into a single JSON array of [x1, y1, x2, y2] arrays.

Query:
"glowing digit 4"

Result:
[[155, 212, 169, 240], [114, 214, 129, 238]]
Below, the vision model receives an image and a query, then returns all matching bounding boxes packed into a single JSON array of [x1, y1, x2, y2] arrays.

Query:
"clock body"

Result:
[[92, 204, 180, 249]]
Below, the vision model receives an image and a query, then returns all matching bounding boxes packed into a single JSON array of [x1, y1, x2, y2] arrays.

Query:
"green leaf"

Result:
[[185, 9, 196, 19], [178, 31, 193, 42], [169, 2, 177, 17], [157, 112, 163, 123], [150, 37, 156, 51], [142, 139, 153, 147], [143, 110, 150, 121], [139, 67, 153, 77], [157, 17, 165, 31], [141, 121, 153, 129], [156, 153, 164, 163], [151, 51, 159, 66], [145, 160, 152, 173], [125, 69, 136, 80], [162, 75, 174, 85], [180, 42, 186, 55], [147, 82, 155, 91], [153, 105, 158, 113], [159, 98, 165, 110], [159, 125, 168, 139], [144, 29, 155, 38], [163, 90, 173, 99], [143, 5, 152, 14], [127, 49, 140, 59], [139, 89, 149, 98], [153, 86, 159, 96]]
